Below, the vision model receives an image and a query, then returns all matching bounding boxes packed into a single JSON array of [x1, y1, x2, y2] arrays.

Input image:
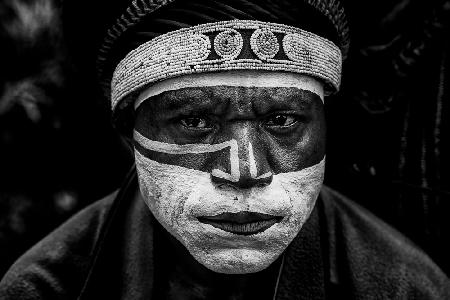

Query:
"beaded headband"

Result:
[[111, 19, 342, 111]]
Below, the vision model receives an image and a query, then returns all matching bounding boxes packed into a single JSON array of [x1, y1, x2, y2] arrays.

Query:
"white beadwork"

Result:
[[111, 20, 342, 111], [250, 28, 279, 60], [214, 29, 243, 59]]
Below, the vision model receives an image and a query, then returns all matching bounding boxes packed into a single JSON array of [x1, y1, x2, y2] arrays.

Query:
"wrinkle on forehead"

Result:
[[136, 86, 322, 121], [134, 71, 324, 109]]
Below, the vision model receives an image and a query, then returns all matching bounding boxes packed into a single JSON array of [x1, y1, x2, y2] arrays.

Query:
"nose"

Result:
[[211, 128, 273, 189], [212, 170, 273, 189]]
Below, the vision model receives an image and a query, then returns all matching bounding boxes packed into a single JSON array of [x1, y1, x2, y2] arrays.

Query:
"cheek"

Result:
[[135, 103, 184, 144], [134, 113, 163, 142], [135, 153, 197, 231], [264, 119, 326, 173]]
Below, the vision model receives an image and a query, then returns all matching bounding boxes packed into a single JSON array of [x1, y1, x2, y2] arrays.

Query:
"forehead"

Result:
[[134, 71, 324, 113], [136, 85, 323, 118]]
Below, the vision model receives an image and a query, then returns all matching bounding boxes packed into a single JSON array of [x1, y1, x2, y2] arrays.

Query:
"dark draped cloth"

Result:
[[1, 169, 449, 299]]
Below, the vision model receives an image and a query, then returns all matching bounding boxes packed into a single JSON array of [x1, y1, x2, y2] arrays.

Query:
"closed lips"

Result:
[[197, 212, 283, 235]]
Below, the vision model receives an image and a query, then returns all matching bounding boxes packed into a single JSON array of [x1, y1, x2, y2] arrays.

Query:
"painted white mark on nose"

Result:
[[248, 142, 258, 179], [248, 142, 272, 180]]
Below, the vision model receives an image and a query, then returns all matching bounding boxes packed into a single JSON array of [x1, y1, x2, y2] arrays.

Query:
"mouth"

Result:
[[197, 212, 283, 236]]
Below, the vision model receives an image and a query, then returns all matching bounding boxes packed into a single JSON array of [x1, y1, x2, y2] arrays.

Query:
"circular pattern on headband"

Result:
[[250, 28, 279, 60], [112, 20, 342, 111], [283, 33, 312, 63], [189, 34, 211, 62], [214, 29, 243, 59]]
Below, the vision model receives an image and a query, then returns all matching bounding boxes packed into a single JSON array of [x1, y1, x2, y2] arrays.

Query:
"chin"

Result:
[[191, 247, 282, 274]]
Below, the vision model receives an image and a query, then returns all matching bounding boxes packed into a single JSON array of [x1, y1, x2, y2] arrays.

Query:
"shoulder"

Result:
[[320, 186, 450, 299], [0, 191, 119, 299]]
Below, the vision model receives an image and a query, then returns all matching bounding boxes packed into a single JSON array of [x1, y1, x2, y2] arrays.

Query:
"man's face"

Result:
[[133, 74, 326, 274]]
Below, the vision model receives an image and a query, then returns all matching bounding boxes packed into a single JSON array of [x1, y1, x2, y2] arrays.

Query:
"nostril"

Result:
[[217, 182, 238, 191], [211, 166, 273, 189], [256, 173, 273, 187]]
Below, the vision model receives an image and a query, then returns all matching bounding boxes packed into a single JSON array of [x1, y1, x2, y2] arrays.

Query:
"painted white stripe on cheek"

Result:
[[134, 130, 241, 182], [210, 139, 240, 183]]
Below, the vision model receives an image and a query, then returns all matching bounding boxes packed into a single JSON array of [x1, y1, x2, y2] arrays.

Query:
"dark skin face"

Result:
[[135, 85, 325, 187], [134, 85, 326, 300]]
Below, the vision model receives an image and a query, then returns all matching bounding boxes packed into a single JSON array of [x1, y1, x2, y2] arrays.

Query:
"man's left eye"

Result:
[[180, 117, 211, 129], [264, 115, 298, 127]]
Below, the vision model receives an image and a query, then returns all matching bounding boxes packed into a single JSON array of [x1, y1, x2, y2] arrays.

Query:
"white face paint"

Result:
[[134, 132, 325, 274], [135, 71, 324, 109]]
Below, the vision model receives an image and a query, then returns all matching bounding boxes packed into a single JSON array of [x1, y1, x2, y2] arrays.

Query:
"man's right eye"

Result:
[[179, 117, 211, 129]]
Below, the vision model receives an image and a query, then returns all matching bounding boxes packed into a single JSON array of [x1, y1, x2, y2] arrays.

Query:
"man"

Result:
[[1, 0, 449, 299]]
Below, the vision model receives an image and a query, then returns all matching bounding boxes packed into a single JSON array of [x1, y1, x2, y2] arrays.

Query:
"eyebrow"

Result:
[[263, 88, 317, 110], [157, 88, 218, 115], [154, 86, 318, 116]]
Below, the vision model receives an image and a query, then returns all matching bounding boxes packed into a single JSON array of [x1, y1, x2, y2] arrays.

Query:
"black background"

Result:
[[1, 0, 449, 278]]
